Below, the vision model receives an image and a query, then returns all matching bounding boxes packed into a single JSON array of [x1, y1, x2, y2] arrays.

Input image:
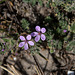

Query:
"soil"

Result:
[[0, 0, 75, 75]]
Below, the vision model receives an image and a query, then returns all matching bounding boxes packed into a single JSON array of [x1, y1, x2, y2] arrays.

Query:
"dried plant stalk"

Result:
[[5, 64, 20, 75], [34, 65, 40, 75], [11, 65, 20, 75], [0, 65, 15, 75]]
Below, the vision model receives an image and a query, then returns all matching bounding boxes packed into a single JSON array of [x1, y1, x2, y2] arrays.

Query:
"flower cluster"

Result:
[[19, 26, 46, 50]]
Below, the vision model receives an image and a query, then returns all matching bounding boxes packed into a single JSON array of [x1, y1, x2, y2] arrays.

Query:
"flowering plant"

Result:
[[19, 35, 34, 50], [19, 26, 46, 50], [31, 26, 46, 42]]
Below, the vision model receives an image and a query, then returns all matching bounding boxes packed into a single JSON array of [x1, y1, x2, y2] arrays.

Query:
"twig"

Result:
[[5, 0, 20, 24], [11, 65, 20, 75], [33, 55, 44, 75], [0, 65, 15, 75], [34, 65, 40, 75]]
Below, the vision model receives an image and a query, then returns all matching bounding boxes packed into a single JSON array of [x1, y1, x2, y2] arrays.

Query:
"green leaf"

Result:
[[2, 38, 9, 42], [50, 49, 54, 53], [21, 18, 30, 31], [57, 41, 62, 49], [0, 0, 6, 4], [66, 41, 75, 52], [71, 23, 75, 33]]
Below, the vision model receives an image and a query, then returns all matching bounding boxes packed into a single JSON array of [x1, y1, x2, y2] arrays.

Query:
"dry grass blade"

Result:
[[6, 64, 20, 75], [11, 65, 20, 75], [34, 65, 40, 75], [0, 65, 15, 75], [33, 55, 44, 75]]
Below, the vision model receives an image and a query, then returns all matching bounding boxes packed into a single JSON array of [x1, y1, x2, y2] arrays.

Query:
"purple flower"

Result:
[[19, 35, 34, 50], [31, 26, 46, 42], [3, 43, 5, 45], [63, 30, 67, 33], [2, 49, 4, 51]]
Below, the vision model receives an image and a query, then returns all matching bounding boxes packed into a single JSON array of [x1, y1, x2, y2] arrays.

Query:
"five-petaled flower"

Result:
[[19, 35, 34, 50], [31, 26, 46, 42]]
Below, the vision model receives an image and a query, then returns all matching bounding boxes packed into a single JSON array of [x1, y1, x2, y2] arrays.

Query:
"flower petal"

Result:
[[19, 42, 25, 47], [63, 30, 67, 33], [2, 49, 4, 51], [24, 43, 28, 50], [35, 26, 40, 32], [26, 35, 31, 40], [35, 35, 40, 42], [28, 41, 34, 46], [20, 36, 25, 41], [41, 34, 46, 41], [31, 32, 38, 37], [41, 28, 46, 33]]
